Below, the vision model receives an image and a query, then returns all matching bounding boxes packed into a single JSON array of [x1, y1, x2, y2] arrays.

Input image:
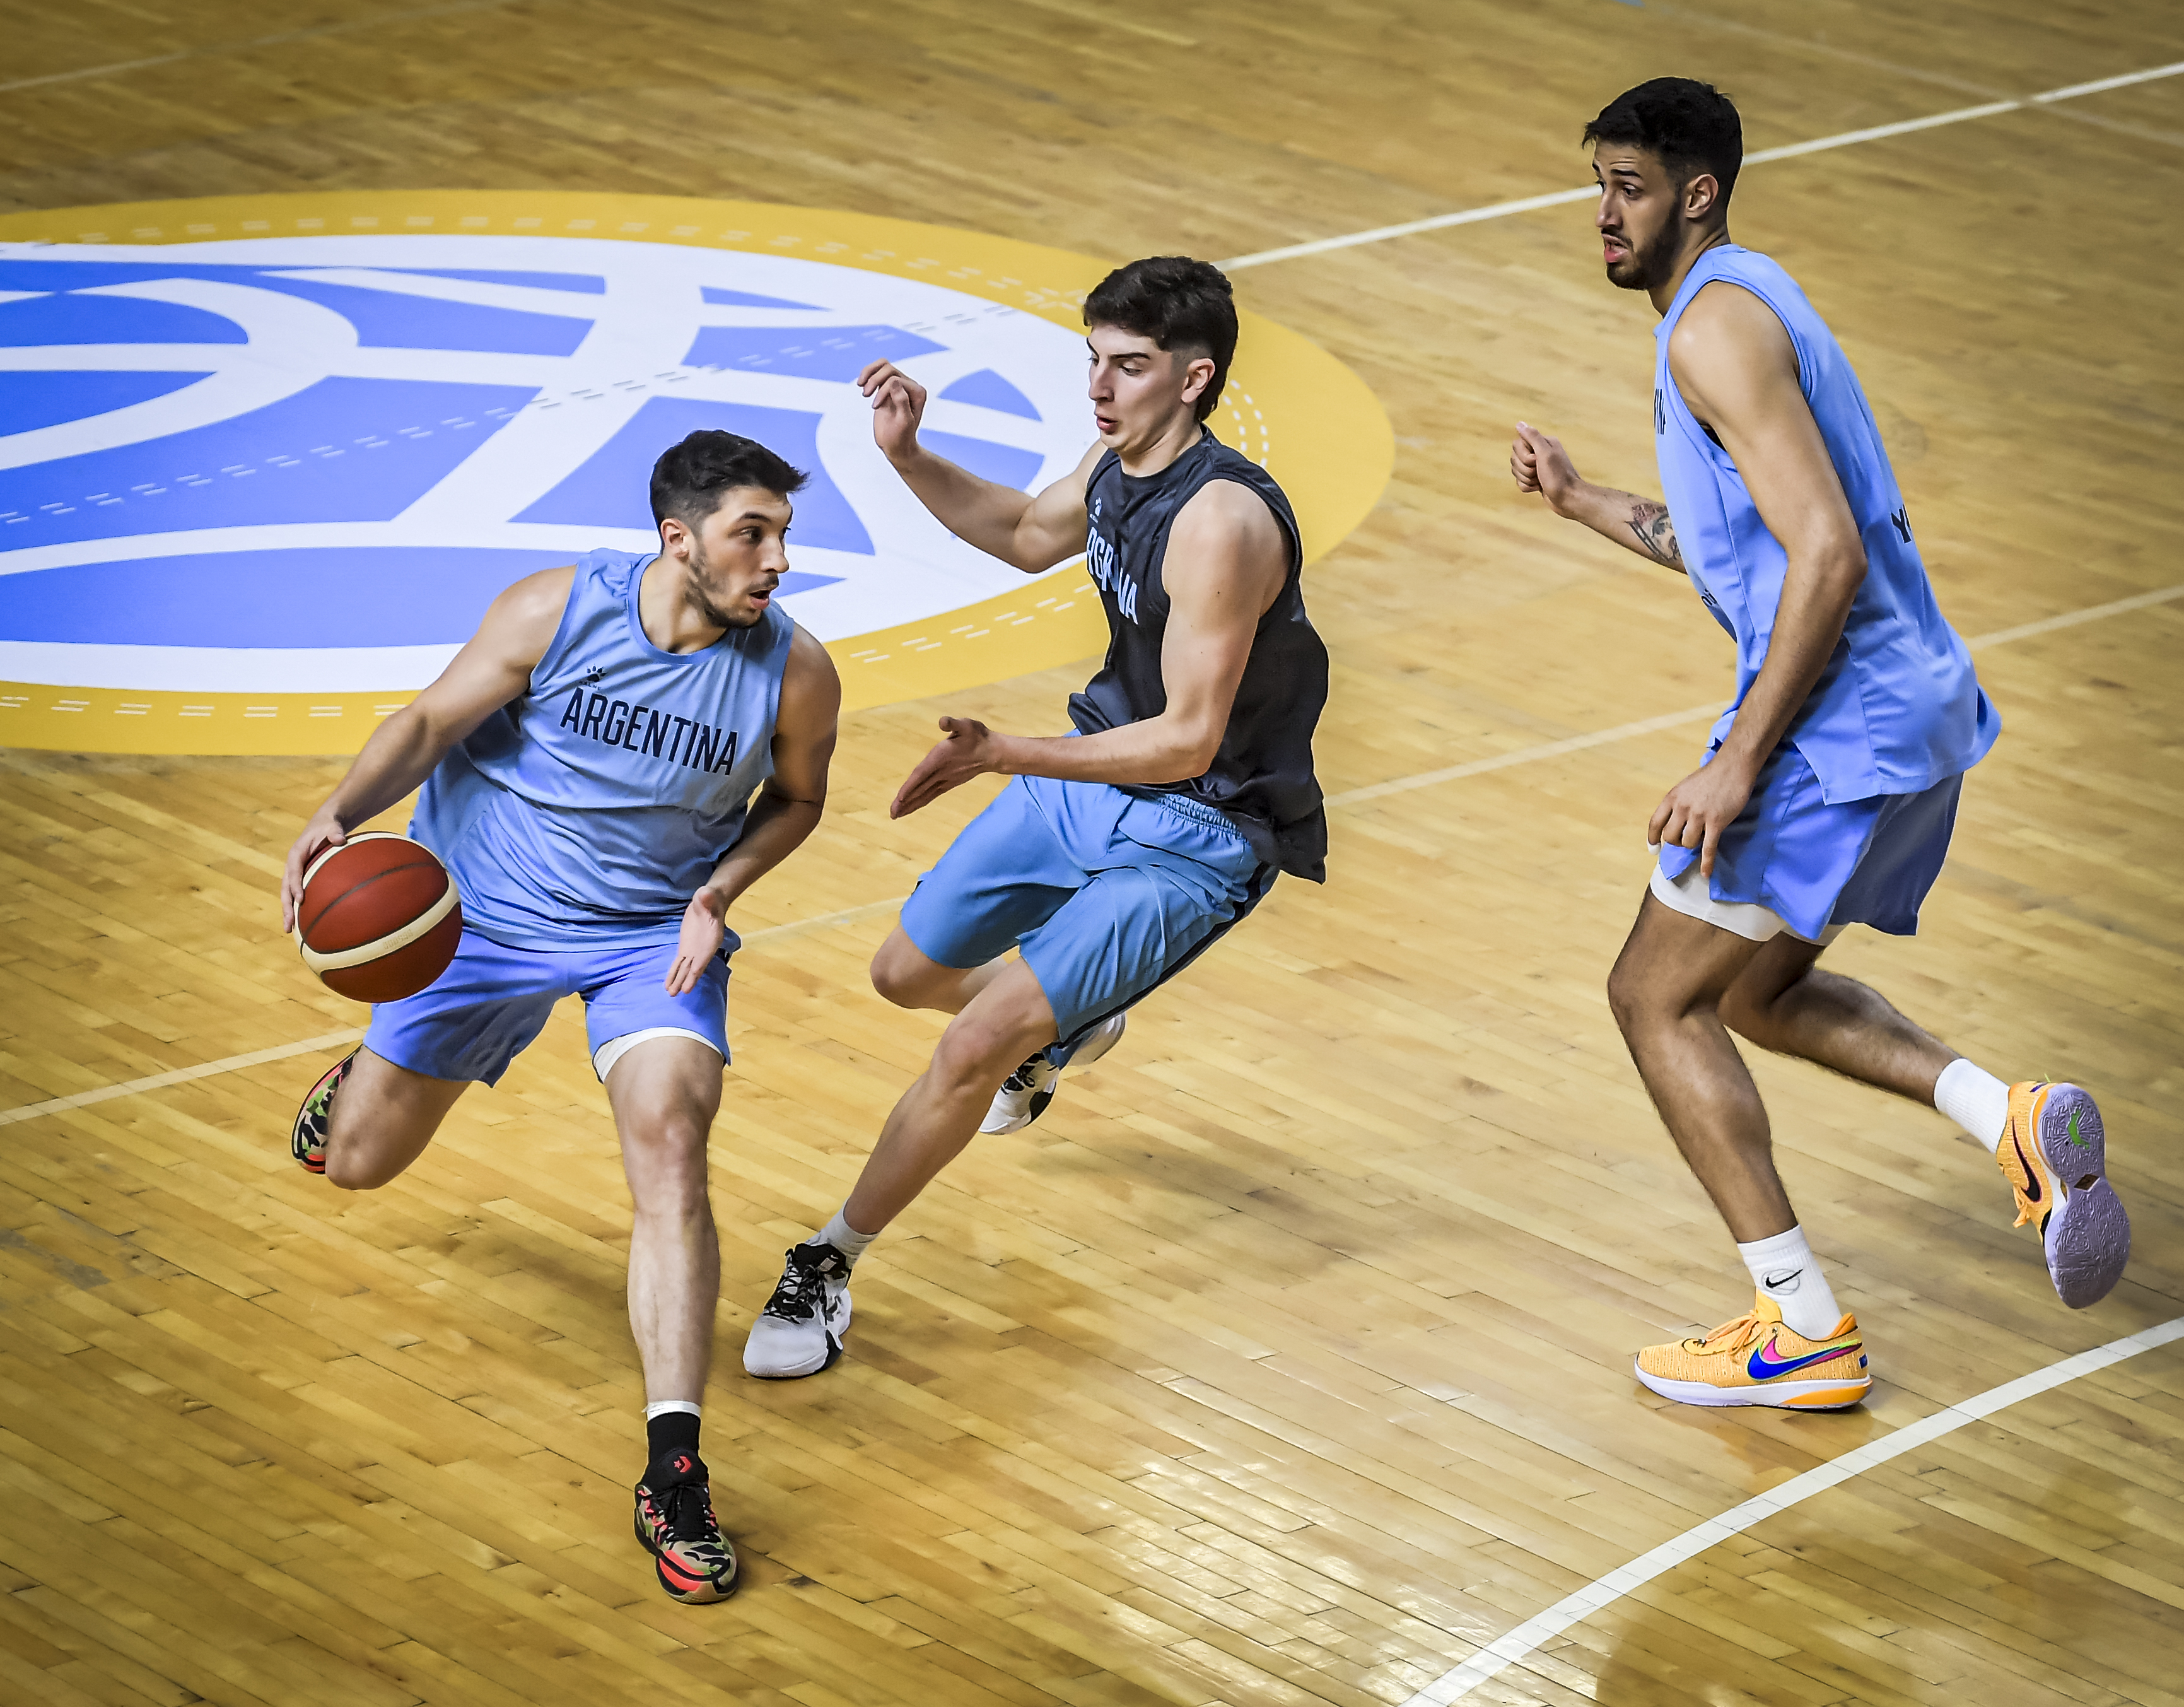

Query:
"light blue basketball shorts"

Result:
[[1654, 741, 1963, 944], [899, 773, 1273, 1055], [362, 925, 733, 1086]]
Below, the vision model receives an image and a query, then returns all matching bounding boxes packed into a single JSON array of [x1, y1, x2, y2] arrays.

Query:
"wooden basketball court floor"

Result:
[[4, 3, 2182, 1703]]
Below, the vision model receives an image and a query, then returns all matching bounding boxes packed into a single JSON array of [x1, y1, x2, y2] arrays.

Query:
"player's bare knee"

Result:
[[626, 1105, 711, 1168], [323, 1139, 394, 1192], [1606, 956, 1652, 1035], [932, 1007, 1036, 1095], [1608, 955, 1703, 1037], [869, 945, 924, 1008]]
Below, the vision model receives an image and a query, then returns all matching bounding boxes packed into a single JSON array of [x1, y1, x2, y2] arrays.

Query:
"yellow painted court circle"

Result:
[[0, 191, 1393, 754]]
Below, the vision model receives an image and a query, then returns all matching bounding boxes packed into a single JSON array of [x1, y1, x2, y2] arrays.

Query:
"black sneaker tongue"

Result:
[[651, 1448, 707, 1486]]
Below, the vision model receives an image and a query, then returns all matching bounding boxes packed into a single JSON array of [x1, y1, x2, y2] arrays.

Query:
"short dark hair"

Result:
[[1584, 78, 1743, 212], [649, 429, 807, 529], [1083, 256, 1237, 425]]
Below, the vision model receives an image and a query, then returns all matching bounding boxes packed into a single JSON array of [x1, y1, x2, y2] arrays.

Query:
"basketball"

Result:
[[295, 832, 462, 1003]]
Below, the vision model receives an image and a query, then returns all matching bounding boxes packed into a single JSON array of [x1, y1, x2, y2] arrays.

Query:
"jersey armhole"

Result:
[[528, 558, 588, 680], [1200, 472, 1304, 581], [1683, 276, 1813, 397]]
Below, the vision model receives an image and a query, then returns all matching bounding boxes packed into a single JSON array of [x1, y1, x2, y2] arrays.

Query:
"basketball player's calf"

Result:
[[299, 1029, 742, 1599], [868, 926, 1128, 1135], [744, 951, 1060, 1380], [608, 1038, 742, 1604], [1612, 898, 2129, 1412]]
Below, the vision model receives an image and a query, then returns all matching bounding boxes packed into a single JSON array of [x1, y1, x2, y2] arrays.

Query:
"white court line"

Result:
[[0, 902, 911, 1124], [1222, 61, 2184, 269], [0, 0, 520, 96], [3, 585, 2176, 1125], [0, 1028, 367, 1127], [1402, 1314, 2184, 1705], [1326, 583, 2184, 810], [1965, 582, 2184, 651], [1323, 703, 1717, 809]]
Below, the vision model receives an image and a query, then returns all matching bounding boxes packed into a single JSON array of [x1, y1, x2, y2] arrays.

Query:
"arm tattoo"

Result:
[[1628, 501, 1684, 569]]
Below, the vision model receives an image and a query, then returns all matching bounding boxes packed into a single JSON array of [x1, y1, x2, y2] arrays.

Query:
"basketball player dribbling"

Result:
[[1511, 79, 2132, 1409], [278, 431, 841, 1599], [740, 257, 1329, 1380]]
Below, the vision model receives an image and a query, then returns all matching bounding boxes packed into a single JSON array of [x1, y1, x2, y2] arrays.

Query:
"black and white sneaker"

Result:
[[980, 1012, 1125, 1134], [744, 1241, 852, 1378]]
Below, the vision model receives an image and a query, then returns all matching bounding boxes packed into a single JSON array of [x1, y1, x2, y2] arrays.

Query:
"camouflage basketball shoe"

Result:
[[633, 1450, 740, 1603], [290, 1048, 357, 1175]]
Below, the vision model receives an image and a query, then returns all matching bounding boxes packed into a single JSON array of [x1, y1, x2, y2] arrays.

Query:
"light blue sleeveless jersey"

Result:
[[412, 548, 793, 952], [1654, 246, 1997, 801]]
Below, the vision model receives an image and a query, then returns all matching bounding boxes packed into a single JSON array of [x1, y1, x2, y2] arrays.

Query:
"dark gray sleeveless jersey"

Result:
[[1069, 431, 1329, 881]]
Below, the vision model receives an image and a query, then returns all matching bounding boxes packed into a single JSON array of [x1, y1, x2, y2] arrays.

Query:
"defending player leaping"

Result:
[[279, 430, 841, 1599], [743, 256, 1329, 1380], [1512, 78, 2130, 1411]]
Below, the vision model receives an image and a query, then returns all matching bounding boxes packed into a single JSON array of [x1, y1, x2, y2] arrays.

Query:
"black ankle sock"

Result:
[[646, 1409, 701, 1469]]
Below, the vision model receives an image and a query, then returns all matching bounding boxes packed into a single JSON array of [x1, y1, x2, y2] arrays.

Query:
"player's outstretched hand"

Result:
[[858, 360, 928, 463], [665, 889, 728, 996], [891, 715, 1000, 819], [1647, 755, 1758, 878], [281, 809, 349, 934], [1510, 422, 1587, 517]]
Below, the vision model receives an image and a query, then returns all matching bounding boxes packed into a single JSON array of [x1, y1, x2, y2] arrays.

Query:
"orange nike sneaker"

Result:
[[1634, 1293, 1871, 1410], [1996, 1081, 2130, 1309]]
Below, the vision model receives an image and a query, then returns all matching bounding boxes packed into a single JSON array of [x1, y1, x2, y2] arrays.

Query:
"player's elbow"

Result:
[[1004, 530, 1073, 577], [1797, 533, 1866, 609], [1824, 531, 1867, 589], [1159, 723, 1225, 783]]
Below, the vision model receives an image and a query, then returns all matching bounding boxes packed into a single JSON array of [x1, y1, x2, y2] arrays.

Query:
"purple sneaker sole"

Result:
[[2036, 1084, 2130, 1309]]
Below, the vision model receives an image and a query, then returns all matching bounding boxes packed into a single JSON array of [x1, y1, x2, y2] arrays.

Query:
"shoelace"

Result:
[[760, 1250, 834, 1323], [997, 1050, 1047, 1095], [1686, 1310, 1768, 1355], [658, 1479, 720, 1547]]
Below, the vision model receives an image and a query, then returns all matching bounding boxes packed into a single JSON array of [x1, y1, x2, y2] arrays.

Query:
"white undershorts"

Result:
[[1647, 858, 1846, 947], [592, 1026, 722, 1082]]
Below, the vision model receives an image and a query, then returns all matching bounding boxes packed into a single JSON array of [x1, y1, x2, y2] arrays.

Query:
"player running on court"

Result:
[[1511, 79, 2130, 1411], [279, 431, 841, 1600], [743, 256, 1328, 1380]]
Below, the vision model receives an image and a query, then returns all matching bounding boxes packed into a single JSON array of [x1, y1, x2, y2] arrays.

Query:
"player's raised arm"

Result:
[[860, 358, 1098, 572], [887, 481, 1285, 818], [1510, 421, 1686, 572], [665, 625, 843, 995], [279, 566, 571, 929]]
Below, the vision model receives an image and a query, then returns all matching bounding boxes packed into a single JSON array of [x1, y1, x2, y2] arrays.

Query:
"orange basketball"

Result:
[[295, 831, 462, 1003]]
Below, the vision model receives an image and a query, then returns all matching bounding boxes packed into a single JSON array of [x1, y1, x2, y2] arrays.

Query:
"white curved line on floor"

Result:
[[1401, 1314, 2184, 1704], [1222, 60, 2184, 269], [2, 584, 2176, 1124]]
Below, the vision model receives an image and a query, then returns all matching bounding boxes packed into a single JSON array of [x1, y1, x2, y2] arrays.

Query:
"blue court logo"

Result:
[[0, 232, 1092, 696]]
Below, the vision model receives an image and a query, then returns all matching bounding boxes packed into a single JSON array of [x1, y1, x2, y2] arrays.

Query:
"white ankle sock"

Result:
[[1735, 1224, 1845, 1339], [1934, 1057, 2011, 1153], [643, 1399, 701, 1421], [817, 1207, 877, 1264]]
